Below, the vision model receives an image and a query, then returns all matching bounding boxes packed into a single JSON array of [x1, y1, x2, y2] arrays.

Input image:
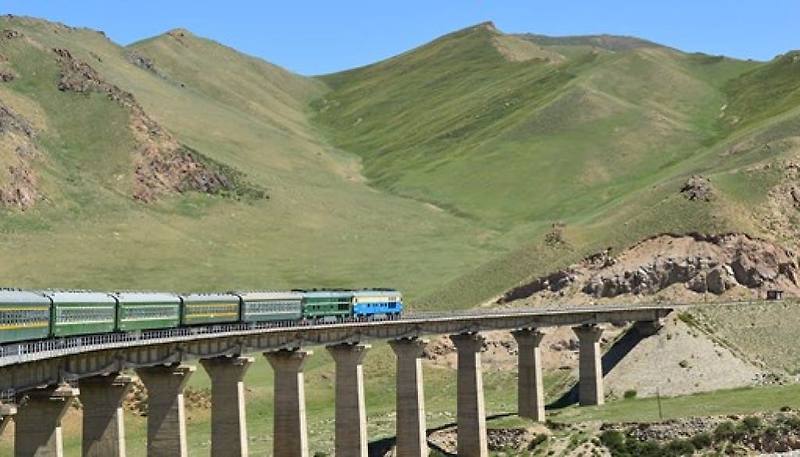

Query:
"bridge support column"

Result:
[[201, 356, 254, 457], [137, 364, 195, 457], [14, 384, 79, 457], [81, 374, 134, 457], [450, 333, 488, 457], [634, 319, 664, 337], [512, 329, 546, 422], [389, 338, 429, 457], [265, 349, 313, 457], [327, 343, 370, 457], [1, 402, 17, 437], [573, 325, 604, 406]]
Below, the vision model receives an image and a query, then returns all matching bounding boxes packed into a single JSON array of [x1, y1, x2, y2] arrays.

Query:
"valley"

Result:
[[1, 14, 800, 456]]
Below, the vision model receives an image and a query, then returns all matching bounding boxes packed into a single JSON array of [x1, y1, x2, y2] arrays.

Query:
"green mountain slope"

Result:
[[313, 22, 756, 224], [0, 17, 799, 311], [311, 22, 800, 307], [0, 17, 491, 303]]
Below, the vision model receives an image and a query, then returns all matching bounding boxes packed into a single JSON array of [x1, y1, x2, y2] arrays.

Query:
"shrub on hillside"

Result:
[[664, 439, 695, 456], [779, 413, 800, 431], [741, 415, 762, 434], [713, 421, 736, 442], [690, 431, 713, 449], [599, 430, 625, 450], [527, 433, 548, 449], [599, 430, 667, 457]]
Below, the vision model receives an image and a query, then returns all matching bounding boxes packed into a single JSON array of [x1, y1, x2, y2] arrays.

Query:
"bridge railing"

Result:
[[0, 303, 679, 366], [0, 317, 389, 365]]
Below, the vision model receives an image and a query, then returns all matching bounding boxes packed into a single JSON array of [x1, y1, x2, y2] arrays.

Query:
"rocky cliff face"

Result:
[[51, 47, 238, 202], [765, 151, 800, 245], [0, 103, 40, 210], [0, 29, 39, 210], [499, 233, 799, 303]]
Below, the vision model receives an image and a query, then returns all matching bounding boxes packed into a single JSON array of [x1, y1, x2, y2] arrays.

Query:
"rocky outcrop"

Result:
[[604, 411, 800, 454], [428, 427, 546, 454], [763, 154, 800, 245], [499, 233, 799, 303], [0, 69, 15, 82], [125, 50, 163, 77], [2, 29, 22, 39], [134, 146, 234, 202], [582, 256, 740, 297], [166, 29, 189, 46], [499, 269, 576, 302], [0, 104, 40, 210], [0, 104, 34, 137], [52, 47, 262, 202], [680, 174, 713, 201], [53, 48, 108, 93]]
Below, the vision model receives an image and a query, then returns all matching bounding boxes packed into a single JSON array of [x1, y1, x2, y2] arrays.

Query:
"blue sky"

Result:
[[3, 1, 798, 75]]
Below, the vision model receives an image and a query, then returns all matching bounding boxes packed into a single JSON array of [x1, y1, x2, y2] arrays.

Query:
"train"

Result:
[[0, 288, 403, 345]]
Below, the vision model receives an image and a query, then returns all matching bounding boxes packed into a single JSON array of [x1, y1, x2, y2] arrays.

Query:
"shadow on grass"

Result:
[[548, 324, 651, 409]]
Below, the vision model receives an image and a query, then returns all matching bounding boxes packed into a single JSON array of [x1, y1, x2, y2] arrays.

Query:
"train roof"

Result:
[[352, 289, 401, 296], [0, 289, 50, 305], [180, 293, 240, 302], [44, 291, 116, 304], [298, 290, 355, 297], [114, 292, 181, 303], [237, 291, 303, 300]]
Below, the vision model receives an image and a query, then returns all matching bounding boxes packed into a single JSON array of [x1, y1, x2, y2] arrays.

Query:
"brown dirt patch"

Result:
[[492, 35, 565, 64]]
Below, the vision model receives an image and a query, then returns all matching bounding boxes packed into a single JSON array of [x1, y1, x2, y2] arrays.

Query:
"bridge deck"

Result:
[[0, 304, 672, 366], [0, 304, 672, 397]]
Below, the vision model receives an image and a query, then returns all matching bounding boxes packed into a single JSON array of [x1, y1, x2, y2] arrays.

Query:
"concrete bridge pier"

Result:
[[512, 329, 546, 422], [327, 343, 370, 457], [634, 319, 664, 337], [389, 338, 429, 457], [573, 325, 605, 406], [450, 333, 488, 457], [80, 374, 135, 457], [14, 384, 79, 457], [0, 402, 16, 437], [137, 364, 195, 457], [201, 356, 254, 457], [265, 349, 313, 457]]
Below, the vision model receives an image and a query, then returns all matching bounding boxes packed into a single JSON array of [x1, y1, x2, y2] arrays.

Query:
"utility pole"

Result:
[[656, 387, 663, 421]]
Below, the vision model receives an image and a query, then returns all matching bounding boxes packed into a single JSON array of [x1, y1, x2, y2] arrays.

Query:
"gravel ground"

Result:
[[604, 315, 763, 397]]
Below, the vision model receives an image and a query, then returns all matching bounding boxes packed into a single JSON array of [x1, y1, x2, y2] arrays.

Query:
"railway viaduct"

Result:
[[0, 305, 671, 457]]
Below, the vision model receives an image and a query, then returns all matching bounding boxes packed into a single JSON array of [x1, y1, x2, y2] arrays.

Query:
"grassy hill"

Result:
[[0, 17, 493, 304], [1, 17, 798, 310], [313, 22, 748, 224], [312, 22, 800, 308]]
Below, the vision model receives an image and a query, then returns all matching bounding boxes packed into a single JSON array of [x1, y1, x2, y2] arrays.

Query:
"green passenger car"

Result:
[[300, 290, 353, 320], [115, 292, 181, 331], [0, 290, 52, 344], [47, 291, 117, 337], [238, 291, 303, 322], [180, 293, 240, 326]]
